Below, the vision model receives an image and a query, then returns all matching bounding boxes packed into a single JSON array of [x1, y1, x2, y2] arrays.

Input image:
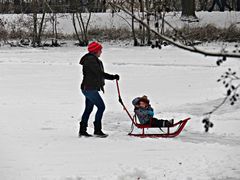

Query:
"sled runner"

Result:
[[116, 80, 190, 138], [128, 116, 190, 138]]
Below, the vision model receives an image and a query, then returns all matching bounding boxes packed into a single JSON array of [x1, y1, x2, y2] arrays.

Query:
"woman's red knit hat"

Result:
[[88, 41, 102, 53]]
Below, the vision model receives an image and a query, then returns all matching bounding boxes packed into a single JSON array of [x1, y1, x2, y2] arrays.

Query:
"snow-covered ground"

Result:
[[0, 43, 240, 180]]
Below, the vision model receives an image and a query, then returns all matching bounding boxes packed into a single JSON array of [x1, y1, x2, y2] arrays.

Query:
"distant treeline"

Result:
[[0, 0, 107, 13], [0, 0, 239, 14]]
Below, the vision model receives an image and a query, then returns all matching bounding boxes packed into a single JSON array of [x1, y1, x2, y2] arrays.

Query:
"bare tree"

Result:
[[110, 2, 240, 57], [32, 0, 46, 47], [113, 0, 152, 46], [32, 0, 38, 47], [50, 13, 59, 46], [145, 0, 151, 45], [45, 1, 60, 46], [237, 0, 240, 10], [70, 0, 92, 46], [139, 0, 146, 45], [72, 11, 92, 46], [13, 0, 21, 13], [131, 0, 139, 46], [181, 0, 198, 22], [199, 0, 208, 11]]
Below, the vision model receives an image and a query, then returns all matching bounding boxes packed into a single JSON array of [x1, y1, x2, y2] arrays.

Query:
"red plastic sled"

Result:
[[128, 117, 191, 138], [116, 80, 190, 138]]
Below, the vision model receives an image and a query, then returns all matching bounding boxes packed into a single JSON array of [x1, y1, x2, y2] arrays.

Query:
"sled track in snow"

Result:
[[178, 131, 240, 146], [113, 62, 216, 68]]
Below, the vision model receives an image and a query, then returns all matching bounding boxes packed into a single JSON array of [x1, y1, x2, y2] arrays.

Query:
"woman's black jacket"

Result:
[[79, 53, 115, 92]]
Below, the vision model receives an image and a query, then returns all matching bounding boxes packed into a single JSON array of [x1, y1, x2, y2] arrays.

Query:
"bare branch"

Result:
[[44, 0, 54, 13], [109, 2, 240, 59], [203, 69, 240, 131], [113, 12, 132, 27], [85, 12, 92, 36], [72, 13, 81, 44], [76, 13, 84, 36], [204, 96, 228, 116]]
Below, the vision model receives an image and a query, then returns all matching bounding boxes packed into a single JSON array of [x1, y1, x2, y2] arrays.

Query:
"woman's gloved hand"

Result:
[[114, 74, 120, 80]]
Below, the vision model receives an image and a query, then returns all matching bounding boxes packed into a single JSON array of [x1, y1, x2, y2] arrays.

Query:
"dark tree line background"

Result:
[[1, 0, 240, 47], [0, 0, 107, 13], [0, 0, 240, 14]]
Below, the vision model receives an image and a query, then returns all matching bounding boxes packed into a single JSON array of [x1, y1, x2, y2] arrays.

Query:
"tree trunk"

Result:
[[131, 0, 139, 46], [14, 0, 21, 13], [237, 0, 240, 11], [139, 0, 145, 45], [78, 12, 91, 46], [146, 0, 151, 45], [102, 0, 106, 12], [32, 0, 38, 47], [37, 12, 45, 46], [181, 0, 198, 22], [161, 12, 165, 35], [53, 13, 58, 46], [36, 1, 46, 46], [199, 0, 208, 11], [69, 0, 77, 12], [72, 13, 82, 45]]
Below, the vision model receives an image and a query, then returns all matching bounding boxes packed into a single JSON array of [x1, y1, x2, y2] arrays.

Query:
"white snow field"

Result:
[[0, 43, 240, 180], [1, 11, 240, 34]]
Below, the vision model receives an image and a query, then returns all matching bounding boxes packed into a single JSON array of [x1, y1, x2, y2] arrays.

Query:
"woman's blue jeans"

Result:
[[81, 90, 105, 126]]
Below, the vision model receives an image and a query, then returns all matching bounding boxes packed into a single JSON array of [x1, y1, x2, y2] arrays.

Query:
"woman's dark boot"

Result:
[[79, 121, 92, 137], [93, 121, 108, 138]]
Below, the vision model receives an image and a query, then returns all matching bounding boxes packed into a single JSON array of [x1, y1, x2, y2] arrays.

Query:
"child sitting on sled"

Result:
[[132, 95, 174, 127]]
